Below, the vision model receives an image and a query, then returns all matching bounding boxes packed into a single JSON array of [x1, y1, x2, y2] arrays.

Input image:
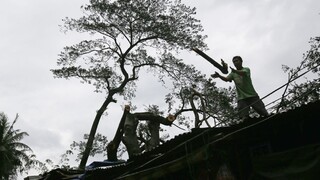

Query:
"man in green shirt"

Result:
[[211, 56, 268, 119]]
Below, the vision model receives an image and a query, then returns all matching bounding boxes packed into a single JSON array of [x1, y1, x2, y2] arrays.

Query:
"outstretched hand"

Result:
[[211, 72, 220, 78], [221, 59, 228, 69]]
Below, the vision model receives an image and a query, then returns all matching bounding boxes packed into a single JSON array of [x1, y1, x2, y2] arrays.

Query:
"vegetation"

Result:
[[51, 0, 319, 170], [51, 0, 211, 169], [46, 35, 319, 171], [0, 113, 43, 179], [58, 133, 120, 165], [273, 37, 320, 112]]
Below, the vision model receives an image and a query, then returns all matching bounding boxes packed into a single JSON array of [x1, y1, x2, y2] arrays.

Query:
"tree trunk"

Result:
[[78, 96, 114, 169], [122, 113, 141, 158], [107, 109, 175, 161], [134, 112, 173, 125], [189, 95, 200, 128], [147, 121, 160, 151], [107, 106, 129, 161]]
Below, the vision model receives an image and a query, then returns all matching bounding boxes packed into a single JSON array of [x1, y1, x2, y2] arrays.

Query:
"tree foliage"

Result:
[[51, 0, 210, 169], [52, 0, 207, 96], [0, 113, 43, 179], [276, 37, 320, 112], [61, 133, 113, 162], [166, 77, 237, 128], [135, 105, 169, 152], [50, 0, 319, 167]]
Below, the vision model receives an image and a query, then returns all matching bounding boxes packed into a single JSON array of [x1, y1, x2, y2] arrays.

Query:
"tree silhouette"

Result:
[[51, 0, 208, 169], [275, 37, 320, 112], [0, 113, 33, 179]]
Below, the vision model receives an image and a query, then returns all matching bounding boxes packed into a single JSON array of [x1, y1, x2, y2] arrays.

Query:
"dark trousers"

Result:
[[238, 96, 268, 118]]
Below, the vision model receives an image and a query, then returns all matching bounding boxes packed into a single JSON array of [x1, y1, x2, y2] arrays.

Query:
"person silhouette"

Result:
[[211, 56, 268, 119]]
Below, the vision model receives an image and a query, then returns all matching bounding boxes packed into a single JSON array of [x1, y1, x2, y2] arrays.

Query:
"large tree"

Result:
[[51, 0, 208, 169]]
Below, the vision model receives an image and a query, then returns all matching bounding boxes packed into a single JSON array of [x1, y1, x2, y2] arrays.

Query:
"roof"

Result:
[[34, 100, 320, 179], [84, 100, 320, 179]]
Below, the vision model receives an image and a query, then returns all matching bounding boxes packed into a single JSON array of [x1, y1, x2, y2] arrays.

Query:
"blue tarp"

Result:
[[86, 160, 126, 170]]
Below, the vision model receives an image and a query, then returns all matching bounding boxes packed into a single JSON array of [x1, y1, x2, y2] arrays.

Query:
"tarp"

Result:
[[86, 160, 126, 170]]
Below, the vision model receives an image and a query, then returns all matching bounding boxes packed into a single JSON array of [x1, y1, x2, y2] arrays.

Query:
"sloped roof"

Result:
[[85, 100, 320, 179], [34, 100, 320, 180]]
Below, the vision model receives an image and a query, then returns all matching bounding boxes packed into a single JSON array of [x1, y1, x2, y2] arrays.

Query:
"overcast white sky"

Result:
[[1, 0, 319, 176]]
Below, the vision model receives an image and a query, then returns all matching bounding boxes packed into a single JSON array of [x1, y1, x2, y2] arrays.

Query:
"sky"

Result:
[[1, 0, 319, 177]]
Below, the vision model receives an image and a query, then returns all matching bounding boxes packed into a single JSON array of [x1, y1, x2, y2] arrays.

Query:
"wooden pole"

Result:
[[192, 48, 228, 74]]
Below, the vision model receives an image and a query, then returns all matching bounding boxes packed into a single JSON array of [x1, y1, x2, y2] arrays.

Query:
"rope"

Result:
[[261, 61, 320, 102]]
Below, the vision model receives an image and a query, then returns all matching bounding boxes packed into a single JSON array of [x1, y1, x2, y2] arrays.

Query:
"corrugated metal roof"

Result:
[[88, 100, 320, 179]]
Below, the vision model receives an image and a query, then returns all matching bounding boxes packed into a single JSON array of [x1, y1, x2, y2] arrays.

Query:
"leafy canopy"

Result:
[[52, 0, 207, 99]]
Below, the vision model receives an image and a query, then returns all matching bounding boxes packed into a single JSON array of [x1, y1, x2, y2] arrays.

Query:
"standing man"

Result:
[[211, 56, 268, 119]]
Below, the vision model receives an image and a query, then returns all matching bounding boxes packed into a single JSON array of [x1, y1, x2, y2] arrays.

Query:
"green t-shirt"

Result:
[[227, 67, 258, 100]]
